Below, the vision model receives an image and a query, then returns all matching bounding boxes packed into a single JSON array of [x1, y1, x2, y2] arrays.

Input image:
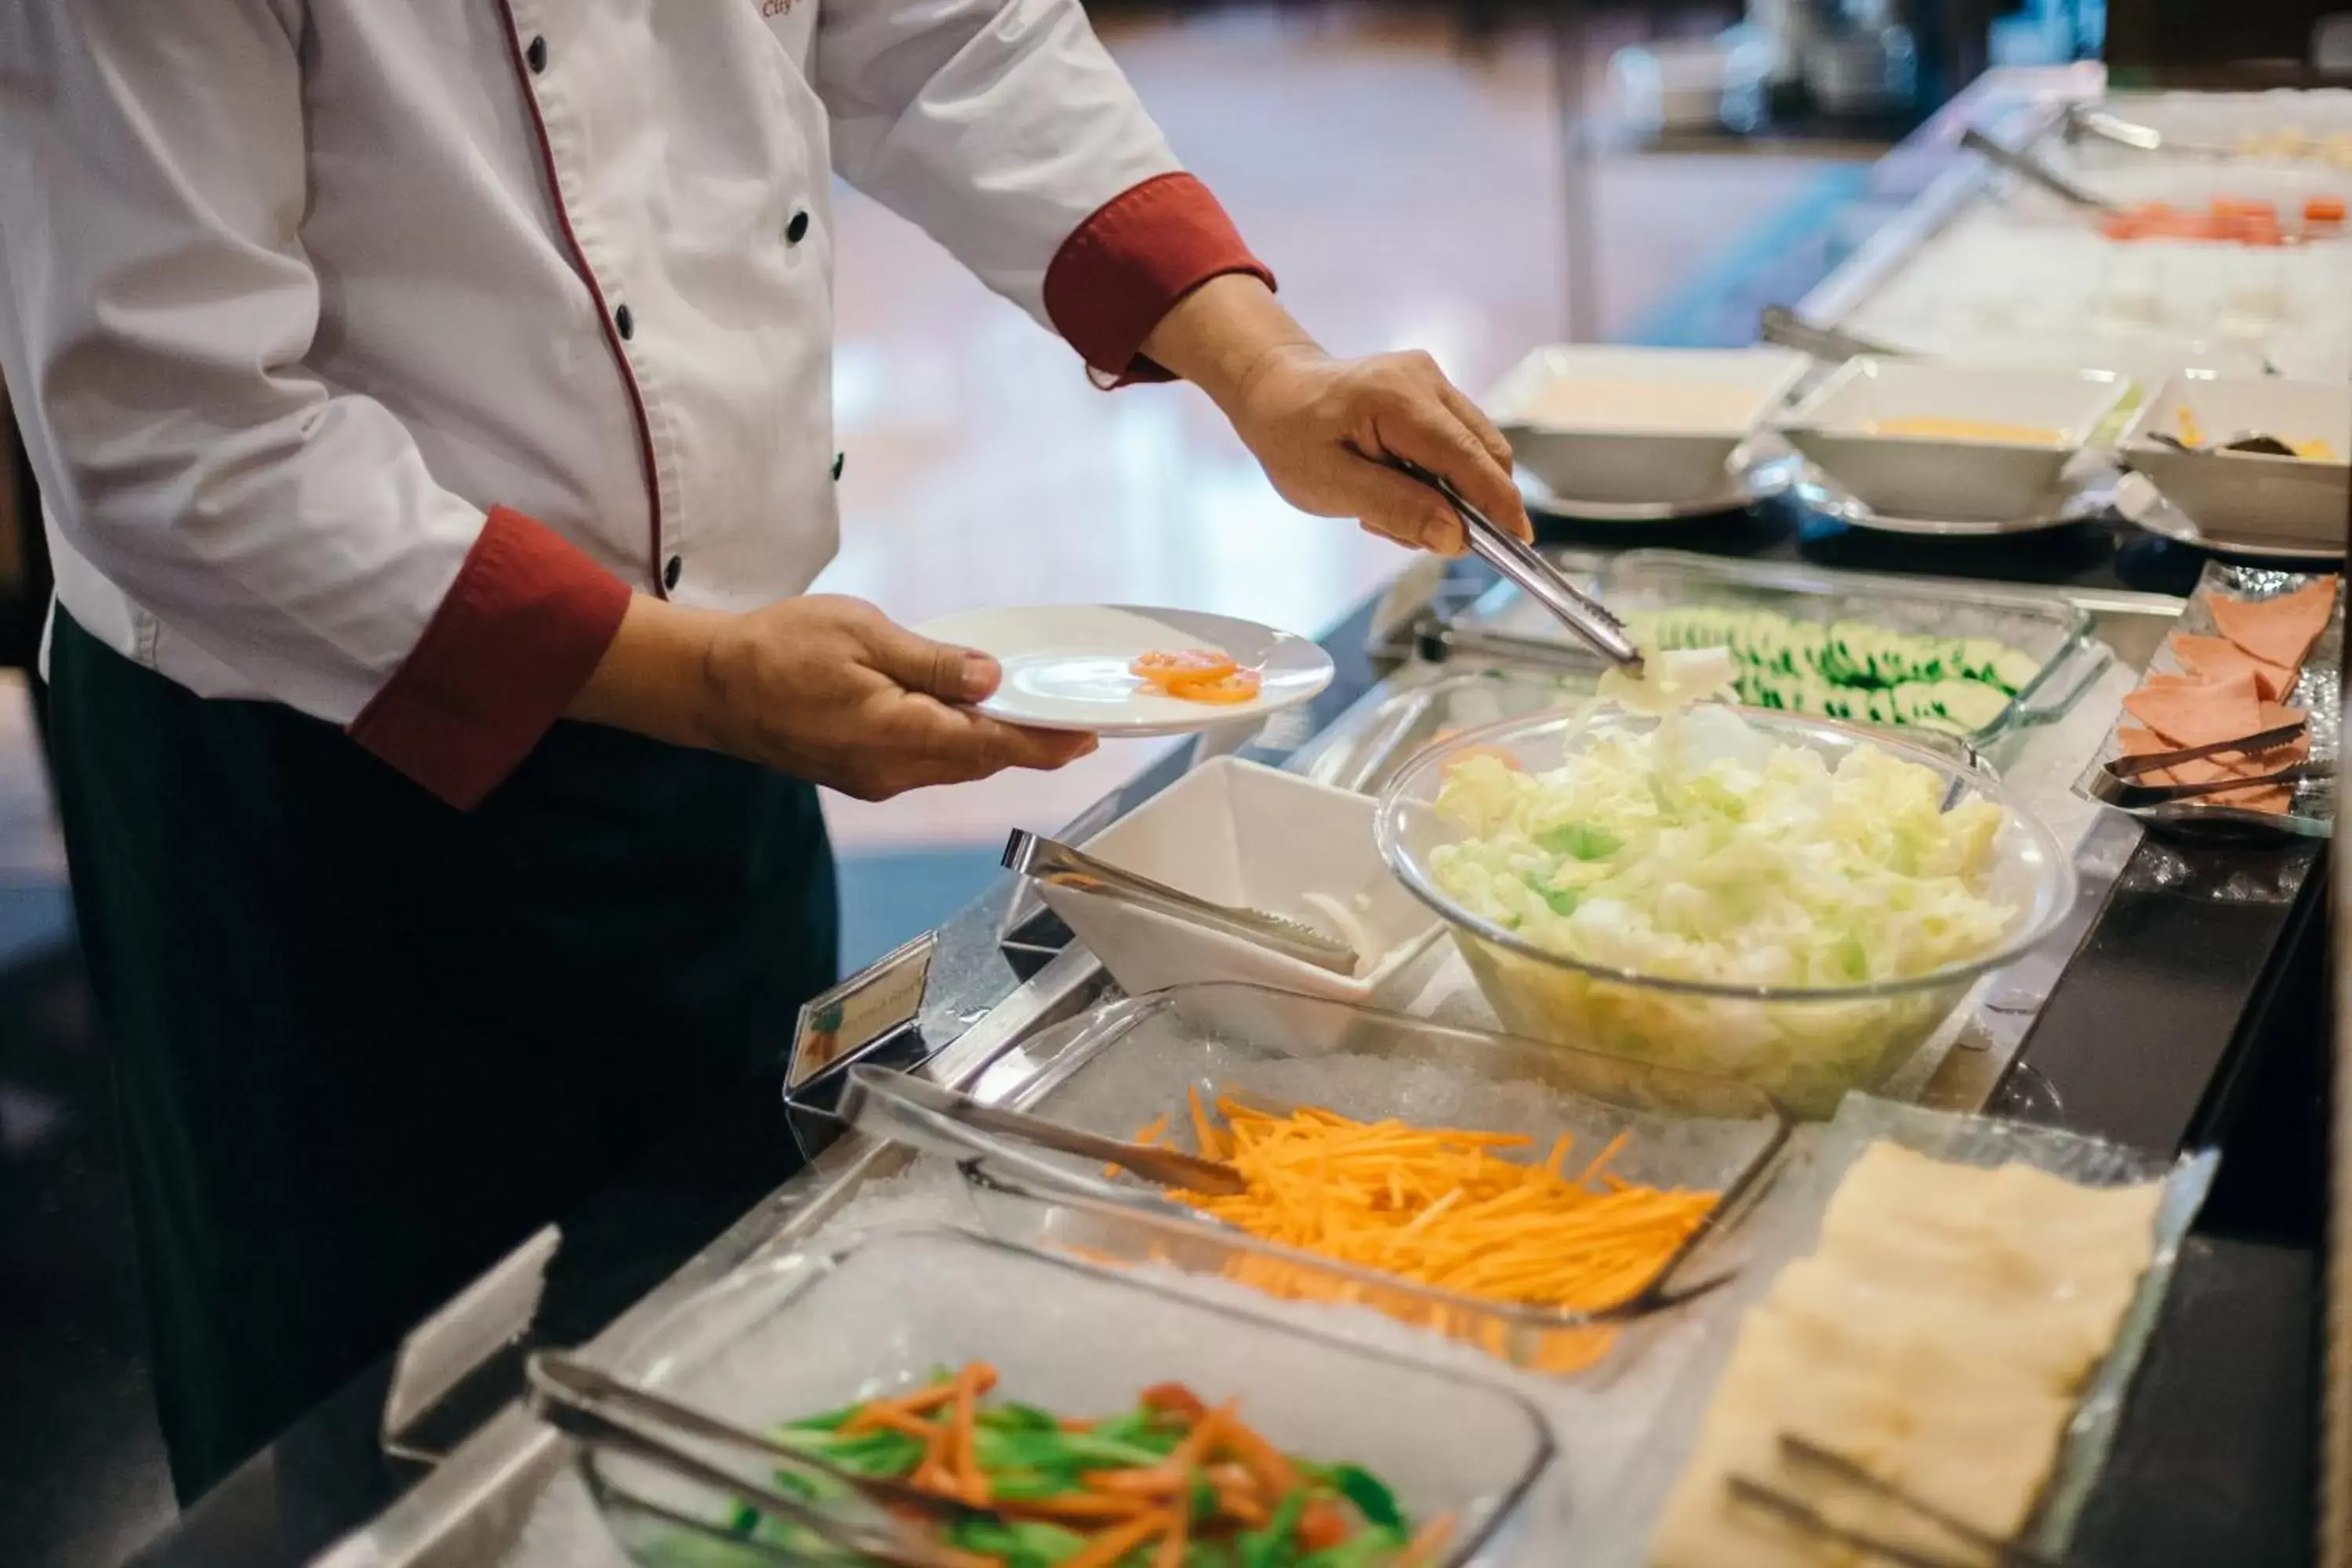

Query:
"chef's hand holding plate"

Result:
[[572, 594, 1094, 800], [1142, 275, 1534, 555]]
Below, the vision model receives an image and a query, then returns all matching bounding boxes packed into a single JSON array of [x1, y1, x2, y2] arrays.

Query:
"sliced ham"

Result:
[[2207, 578, 2338, 670], [2121, 668, 2263, 747], [2168, 633, 2292, 701]]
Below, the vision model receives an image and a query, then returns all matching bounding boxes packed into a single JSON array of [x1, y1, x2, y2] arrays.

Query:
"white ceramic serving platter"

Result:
[[916, 604, 1334, 738]]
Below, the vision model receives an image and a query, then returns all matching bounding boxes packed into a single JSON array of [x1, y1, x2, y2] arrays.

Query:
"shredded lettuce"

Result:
[[1426, 706, 2020, 1113]]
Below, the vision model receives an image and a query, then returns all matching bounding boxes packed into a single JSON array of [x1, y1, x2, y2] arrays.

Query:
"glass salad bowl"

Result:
[[1373, 706, 2078, 1119]]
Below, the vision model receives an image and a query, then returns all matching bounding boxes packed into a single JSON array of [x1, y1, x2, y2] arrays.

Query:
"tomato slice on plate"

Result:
[[1129, 648, 1236, 691], [1168, 670, 1262, 705]]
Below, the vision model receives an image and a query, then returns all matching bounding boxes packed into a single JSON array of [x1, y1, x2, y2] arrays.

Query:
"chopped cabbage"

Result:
[[1427, 706, 2022, 1114]]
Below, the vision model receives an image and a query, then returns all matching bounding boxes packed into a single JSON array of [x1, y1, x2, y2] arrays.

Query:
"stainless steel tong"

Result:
[[1760, 305, 1900, 365], [2091, 758, 2331, 810], [1960, 126, 2118, 215], [837, 1064, 1249, 1195], [1002, 829, 1358, 974], [524, 1352, 985, 1568], [2103, 718, 2307, 781], [1388, 459, 1644, 669]]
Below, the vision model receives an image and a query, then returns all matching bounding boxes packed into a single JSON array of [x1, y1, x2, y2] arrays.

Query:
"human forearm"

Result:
[[1137, 274, 1318, 414], [566, 594, 732, 752], [1139, 277, 1534, 551]]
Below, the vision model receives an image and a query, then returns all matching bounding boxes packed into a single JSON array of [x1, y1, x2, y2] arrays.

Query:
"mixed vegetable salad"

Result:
[[1421, 706, 2024, 1112], [713, 1368, 1449, 1568]]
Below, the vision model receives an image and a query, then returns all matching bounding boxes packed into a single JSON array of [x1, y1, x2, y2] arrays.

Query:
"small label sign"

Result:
[[786, 931, 936, 1094]]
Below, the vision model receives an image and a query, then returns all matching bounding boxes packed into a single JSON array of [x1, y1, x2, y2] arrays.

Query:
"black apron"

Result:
[[44, 608, 838, 1501]]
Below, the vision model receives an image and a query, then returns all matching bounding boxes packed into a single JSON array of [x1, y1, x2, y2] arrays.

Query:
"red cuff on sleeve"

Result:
[[350, 506, 633, 810], [1043, 172, 1275, 387]]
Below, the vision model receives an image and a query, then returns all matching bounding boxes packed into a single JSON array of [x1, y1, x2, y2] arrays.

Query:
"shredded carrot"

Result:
[[1062, 1508, 1175, 1568], [1152, 1501, 1191, 1568], [1161, 1102, 1715, 1370], [840, 1373, 960, 1434], [1188, 1084, 1225, 1161], [1000, 1492, 1155, 1523], [949, 1362, 990, 1506], [1214, 1410, 1301, 1496], [853, 1404, 942, 1440], [1397, 1509, 1459, 1567]]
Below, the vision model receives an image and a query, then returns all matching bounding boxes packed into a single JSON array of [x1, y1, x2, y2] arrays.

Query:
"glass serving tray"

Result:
[[579, 1225, 1558, 1568], [1439, 550, 2106, 754], [1303, 666, 1995, 803], [931, 984, 1795, 1379], [2074, 560, 2342, 841], [1575, 1094, 2218, 1567]]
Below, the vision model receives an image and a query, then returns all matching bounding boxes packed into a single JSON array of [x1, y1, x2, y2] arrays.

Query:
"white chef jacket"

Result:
[[0, 2, 1266, 807]]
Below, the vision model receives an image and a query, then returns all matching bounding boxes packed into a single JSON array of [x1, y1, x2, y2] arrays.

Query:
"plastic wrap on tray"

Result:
[[1573, 1094, 2216, 1566]]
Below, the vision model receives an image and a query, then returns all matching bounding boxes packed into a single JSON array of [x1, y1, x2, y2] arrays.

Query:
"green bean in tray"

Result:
[[700, 1364, 1454, 1568], [1624, 607, 2038, 736]]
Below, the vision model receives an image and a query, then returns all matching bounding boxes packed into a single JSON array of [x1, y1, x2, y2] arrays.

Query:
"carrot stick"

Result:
[[1062, 1508, 1174, 1568], [840, 1376, 959, 1434], [950, 1363, 989, 1506], [1397, 1510, 1458, 1567], [1000, 1493, 1156, 1523], [1216, 1412, 1300, 1496], [1574, 1130, 1631, 1185], [1189, 1085, 1225, 1160], [855, 1405, 942, 1440], [1152, 1501, 1191, 1568]]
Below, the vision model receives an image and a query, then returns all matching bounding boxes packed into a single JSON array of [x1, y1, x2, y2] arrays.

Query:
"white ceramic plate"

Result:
[[916, 604, 1335, 737]]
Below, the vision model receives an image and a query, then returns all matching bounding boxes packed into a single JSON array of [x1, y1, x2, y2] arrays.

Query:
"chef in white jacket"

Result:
[[0, 1, 1529, 1500]]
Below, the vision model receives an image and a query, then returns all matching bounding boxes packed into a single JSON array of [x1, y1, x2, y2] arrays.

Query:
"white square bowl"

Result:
[[2118, 372, 2352, 549], [1777, 358, 2130, 521], [1483, 345, 1809, 505], [1037, 757, 1446, 1004]]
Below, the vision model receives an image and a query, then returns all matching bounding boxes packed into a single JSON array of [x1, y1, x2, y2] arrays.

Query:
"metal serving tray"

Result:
[[1433, 550, 2107, 754]]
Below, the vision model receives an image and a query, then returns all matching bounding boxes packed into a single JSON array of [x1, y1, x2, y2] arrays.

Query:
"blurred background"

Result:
[[2, 0, 2347, 1562]]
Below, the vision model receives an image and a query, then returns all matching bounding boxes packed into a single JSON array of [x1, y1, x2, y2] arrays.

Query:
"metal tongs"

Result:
[[524, 1352, 991, 1568], [1760, 305, 1901, 365], [1960, 125, 2118, 215], [1002, 829, 1358, 975], [837, 1064, 1249, 1196], [2092, 757, 2332, 810], [1390, 459, 1644, 670], [2062, 103, 2236, 162], [2092, 717, 2331, 807], [2103, 717, 2307, 781], [1728, 1434, 2060, 1568]]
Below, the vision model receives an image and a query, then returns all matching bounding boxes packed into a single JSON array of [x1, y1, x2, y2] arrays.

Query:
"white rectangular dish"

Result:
[[1483, 346, 1808, 506], [1778, 358, 2130, 521], [1036, 757, 1446, 1004], [2118, 371, 2352, 549]]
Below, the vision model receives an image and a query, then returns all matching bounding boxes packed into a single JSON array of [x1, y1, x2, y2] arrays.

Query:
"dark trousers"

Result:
[[44, 609, 837, 1501]]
